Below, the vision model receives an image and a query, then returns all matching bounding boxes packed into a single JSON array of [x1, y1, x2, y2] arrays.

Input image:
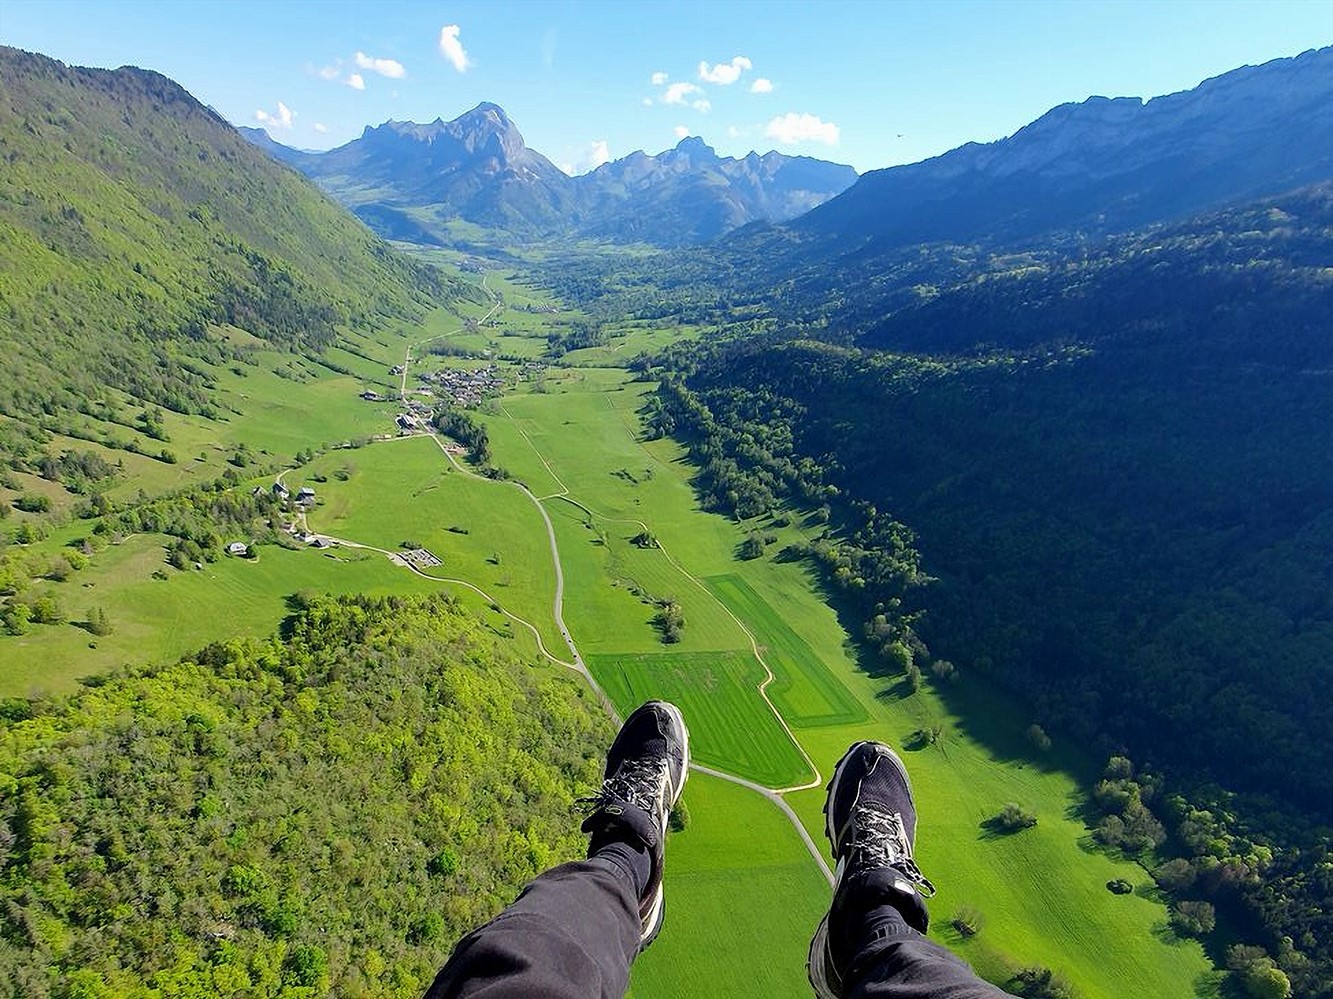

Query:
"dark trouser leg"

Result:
[[835, 877, 1012, 999], [423, 842, 648, 999]]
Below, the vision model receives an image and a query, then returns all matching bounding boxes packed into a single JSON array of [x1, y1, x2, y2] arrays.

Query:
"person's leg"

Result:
[[423, 701, 690, 999], [809, 742, 1013, 999]]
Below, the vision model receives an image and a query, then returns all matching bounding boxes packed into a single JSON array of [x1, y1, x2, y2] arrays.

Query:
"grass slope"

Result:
[[0, 47, 468, 460]]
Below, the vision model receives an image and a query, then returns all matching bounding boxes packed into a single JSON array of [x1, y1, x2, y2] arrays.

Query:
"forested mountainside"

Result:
[[632, 184, 1333, 996], [244, 108, 857, 248], [0, 593, 612, 998], [0, 47, 472, 462]]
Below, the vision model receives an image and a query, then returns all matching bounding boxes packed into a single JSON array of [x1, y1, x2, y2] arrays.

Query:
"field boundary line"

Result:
[[501, 401, 822, 794]]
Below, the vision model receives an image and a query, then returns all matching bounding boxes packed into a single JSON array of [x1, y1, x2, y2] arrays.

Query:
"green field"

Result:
[[301, 436, 567, 655], [704, 573, 867, 728], [590, 651, 812, 788], [0, 535, 445, 697], [628, 772, 831, 999]]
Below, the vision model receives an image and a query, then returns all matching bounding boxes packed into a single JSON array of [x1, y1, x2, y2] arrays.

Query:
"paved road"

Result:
[[693, 763, 834, 885]]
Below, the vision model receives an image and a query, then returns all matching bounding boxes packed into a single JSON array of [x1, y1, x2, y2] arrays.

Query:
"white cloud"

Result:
[[564, 139, 612, 176], [354, 51, 406, 78], [313, 122, 329, 134], [674, 125, 689, 139], [765, 112, 840, 145], [317, 63, 341, 80], [346, 73, 366, 90], [588, 140, 611, 170], [651, 71, 668, 86], [642, 97, 653, 107], [254, 101, 295, 130], [692, 99, 712, 113], [727, 124, 742, 138], [663, 81, 701, 105], [438, 24, 471, 72], [750, 77, 773, 94], [698, 55, 752, 85]]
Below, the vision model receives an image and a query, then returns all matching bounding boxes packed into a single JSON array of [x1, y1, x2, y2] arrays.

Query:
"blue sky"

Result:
[[2, 1, 1329, 174]]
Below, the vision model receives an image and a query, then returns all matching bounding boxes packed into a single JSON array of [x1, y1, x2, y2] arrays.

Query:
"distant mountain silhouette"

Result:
[[794, 46, 1333, 253], [580, 136, 857, 245], [242, 105, 856, 246]]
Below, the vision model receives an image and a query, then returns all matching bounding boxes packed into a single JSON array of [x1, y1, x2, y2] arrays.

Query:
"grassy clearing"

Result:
[[300, 436, 566, 654], [0, 536, 447, 698], [628, 772, 830, 999], [783, 695, 1215, 998], [589, 650, 811, 788]]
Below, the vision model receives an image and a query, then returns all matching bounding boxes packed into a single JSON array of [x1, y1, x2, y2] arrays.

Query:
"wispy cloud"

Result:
[[587, 139, 611, 170], [313, 122, 329, 134], [642, 97, 654, 107], [750, 77, 773, 94], [674, 125, 690, 139], [346, 73, 366, 91], [692, 99, 712, 113], [438, 24, 471, 72], [651, 71, 668, 86], [562, 139, 613, 176], [255, 101, 295, 130], [699, 55, 752, 85], [354, 51, 406, 78], [316, 62, 341, 81], [765, 112, 840, 145], [663, 81, 702, 105], [541, 27, 558, 70]]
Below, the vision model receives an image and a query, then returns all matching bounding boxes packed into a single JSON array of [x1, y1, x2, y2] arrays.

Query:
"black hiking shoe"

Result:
[[580, 701, 690, 950], [808, 741, 936, 998]]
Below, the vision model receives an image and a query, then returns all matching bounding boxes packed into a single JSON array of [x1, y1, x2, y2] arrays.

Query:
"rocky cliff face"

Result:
[[797, 46, 1333, 248], [242, 111, 856, 246]]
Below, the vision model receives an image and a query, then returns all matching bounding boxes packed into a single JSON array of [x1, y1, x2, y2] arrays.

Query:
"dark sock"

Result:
[[829, 872, 931, 978], [588, 831, 653, 900]]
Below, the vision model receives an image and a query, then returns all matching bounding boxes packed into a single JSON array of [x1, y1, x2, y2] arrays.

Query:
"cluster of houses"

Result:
[[419, 364, 505, 407]]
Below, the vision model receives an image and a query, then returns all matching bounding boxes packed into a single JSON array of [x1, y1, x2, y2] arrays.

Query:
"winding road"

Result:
[[294, 276, 836, 885]]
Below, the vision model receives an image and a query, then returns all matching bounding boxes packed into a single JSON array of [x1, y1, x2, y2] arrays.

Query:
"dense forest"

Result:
[[0, 592, 612, 998], [625, 185, 1333, 997], [0, 46, 480, 471]]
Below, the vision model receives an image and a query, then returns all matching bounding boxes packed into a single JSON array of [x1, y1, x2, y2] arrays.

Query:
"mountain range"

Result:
[[793, 45, 1333, 255], [241, 105, 857, 247]]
